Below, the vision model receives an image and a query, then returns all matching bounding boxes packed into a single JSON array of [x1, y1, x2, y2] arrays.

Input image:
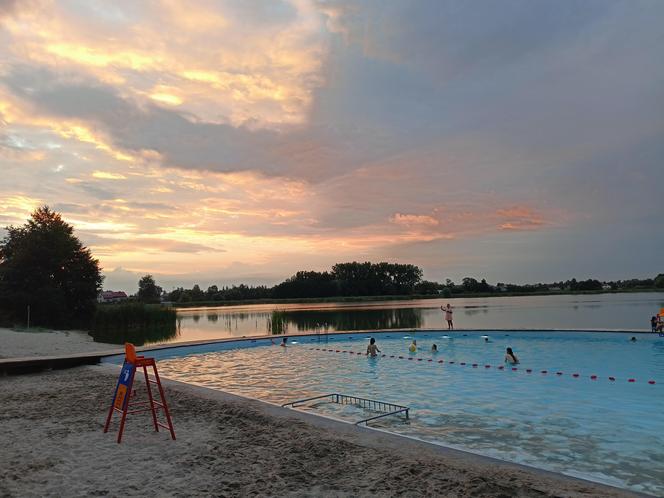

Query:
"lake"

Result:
[[168, 292, 664, 344]]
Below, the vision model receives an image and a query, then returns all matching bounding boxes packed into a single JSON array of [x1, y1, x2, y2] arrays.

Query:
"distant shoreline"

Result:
[[169, 288, 664, 309]]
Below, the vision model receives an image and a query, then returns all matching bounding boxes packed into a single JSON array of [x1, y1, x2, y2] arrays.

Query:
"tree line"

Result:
[[1, 207, 662, 329], [165, 262, 427, 302], [162, 269, 664, 303]]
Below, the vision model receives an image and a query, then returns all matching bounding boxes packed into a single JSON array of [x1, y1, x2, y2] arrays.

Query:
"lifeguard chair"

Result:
[[103, 343, 176, 443]]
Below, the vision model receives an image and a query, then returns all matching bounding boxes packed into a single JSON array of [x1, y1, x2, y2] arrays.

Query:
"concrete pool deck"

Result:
[[0, 362, 645, 497]]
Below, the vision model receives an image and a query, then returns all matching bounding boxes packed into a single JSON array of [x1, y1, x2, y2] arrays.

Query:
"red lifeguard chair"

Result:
[[103, 343, 176, 443]]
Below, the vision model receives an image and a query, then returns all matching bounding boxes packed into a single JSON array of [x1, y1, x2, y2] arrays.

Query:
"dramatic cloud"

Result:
[[1, 0, 662, 291]]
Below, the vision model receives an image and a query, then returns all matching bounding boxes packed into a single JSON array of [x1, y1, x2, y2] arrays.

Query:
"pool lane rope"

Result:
[[309, 348, 657, 385]]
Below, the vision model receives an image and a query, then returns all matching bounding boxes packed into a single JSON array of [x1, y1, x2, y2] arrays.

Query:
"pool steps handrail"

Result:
[[282, 393, 410, 426]]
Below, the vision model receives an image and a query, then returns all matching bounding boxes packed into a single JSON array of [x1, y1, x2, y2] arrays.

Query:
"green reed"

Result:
[[267, 310, 288, 335], [90, 303, 178, 345]]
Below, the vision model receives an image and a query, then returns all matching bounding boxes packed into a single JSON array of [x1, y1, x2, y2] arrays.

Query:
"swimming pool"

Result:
[[107, 330, 664, 494]]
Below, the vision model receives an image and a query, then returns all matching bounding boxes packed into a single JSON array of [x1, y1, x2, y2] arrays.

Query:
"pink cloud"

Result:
[[390, 213, 440, 226]]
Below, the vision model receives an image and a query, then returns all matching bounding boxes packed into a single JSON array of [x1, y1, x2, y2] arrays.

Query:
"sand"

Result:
[[0, 363, 638, 498], [0, 327, 119, 359]]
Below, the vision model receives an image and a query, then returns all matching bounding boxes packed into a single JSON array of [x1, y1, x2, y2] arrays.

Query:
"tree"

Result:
[[206, 285, 219, 299], [654, 274, 664, 289], [190, 284, 205, 301], [414, 280, 440, 295], [0, 206, 103, 328], [137, 275, 162, 303]]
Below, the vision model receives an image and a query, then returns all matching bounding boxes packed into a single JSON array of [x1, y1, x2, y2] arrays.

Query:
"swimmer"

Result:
[[280, 337, 288, 347], [441, 304, 454, 329], [431, 344, 438, 352], [366, 337, 381, 357], [409, 339, 417, 353], [505, 347, 519, 364], [630, 336, 637, 342], [482, 335, 490, 343]]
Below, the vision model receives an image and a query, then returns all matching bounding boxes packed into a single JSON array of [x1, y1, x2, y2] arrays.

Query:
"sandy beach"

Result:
[[0, 327, 120, 359], [0, 328, 638, 497]]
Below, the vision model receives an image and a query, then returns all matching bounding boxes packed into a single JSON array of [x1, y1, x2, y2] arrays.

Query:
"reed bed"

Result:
[[90, 303, 178, 345]]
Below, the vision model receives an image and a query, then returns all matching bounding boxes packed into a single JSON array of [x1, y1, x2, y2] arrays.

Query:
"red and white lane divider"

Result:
[[308, 348, 657, 385]]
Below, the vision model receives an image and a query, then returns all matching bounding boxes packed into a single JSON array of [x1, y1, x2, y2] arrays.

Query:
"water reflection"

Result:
[[171, 292, 664, 344], [269, 308, 423, 335]]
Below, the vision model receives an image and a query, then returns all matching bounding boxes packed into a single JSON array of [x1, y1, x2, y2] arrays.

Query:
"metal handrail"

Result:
[[281, 393, 338, 408], [282, 393, 409, 426], [356, 408, 409, 426]]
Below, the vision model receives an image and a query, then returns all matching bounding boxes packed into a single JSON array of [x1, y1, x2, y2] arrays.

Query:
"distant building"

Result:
[[98, 290, 128, 303], [601, 283, 612, 290], [548, 286, 562, 292]]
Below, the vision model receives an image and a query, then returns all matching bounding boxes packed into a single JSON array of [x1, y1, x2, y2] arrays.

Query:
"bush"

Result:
[[90, 303, 177, 345]]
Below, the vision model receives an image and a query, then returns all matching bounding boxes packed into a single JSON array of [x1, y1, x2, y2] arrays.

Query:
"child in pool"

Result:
[[366, 337, 381, 357], [409, 340, 417, 352], [431, 344, 438, 352], [504, 347, 519, 364]]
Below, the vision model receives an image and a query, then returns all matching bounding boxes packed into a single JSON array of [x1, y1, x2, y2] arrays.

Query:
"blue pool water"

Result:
[[113, 330, 664, 494]]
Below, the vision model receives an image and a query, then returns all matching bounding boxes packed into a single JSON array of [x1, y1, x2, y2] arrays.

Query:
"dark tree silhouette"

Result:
[[137, 274, 162, 303], [0, 206, 103, 328]]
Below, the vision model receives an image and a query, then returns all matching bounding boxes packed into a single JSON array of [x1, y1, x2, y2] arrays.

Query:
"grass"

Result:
[[89, 303, 178, 345]]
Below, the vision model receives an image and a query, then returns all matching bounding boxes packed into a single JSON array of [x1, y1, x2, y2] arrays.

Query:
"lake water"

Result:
[[168, 292, 664, 344]]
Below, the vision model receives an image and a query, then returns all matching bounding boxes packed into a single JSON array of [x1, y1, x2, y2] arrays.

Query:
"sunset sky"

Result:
[[1, 0, 662, 293]]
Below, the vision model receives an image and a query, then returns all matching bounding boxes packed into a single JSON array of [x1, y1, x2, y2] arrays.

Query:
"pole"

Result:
[[27, 305, 30, 329]]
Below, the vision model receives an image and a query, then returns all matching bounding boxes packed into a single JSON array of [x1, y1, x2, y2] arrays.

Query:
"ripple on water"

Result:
[[158, 331, 664, 494]]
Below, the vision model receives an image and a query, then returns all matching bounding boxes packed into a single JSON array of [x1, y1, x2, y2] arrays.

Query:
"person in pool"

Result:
[[441, 304, 454, 330], [630, 336, 637, 342], [409, 339, 417, 352], [431, 344, 438, 352], [652, 316, 659, 333], [280, 337, 288, 347], [366, 337, 381, 357], [505, 347, 519, 364]]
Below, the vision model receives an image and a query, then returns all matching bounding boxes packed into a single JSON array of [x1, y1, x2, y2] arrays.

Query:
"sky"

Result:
[[1, 0, 663, 293]]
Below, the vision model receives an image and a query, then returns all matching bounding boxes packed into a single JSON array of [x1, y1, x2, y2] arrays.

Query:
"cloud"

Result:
[[0, 0, 20, 18], [1, 0, 326, 127], [90, 238, 225, 255], [390, 213, 439, 227], [92, 171, 127, 180], [499, 221, 545, 232], [0, 0, 662, 287]]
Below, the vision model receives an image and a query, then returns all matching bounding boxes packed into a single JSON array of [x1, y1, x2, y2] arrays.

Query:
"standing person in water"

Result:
[[652, 316, 658, 333], [409, 339, 417, 352], [431, 344, 438, 353], [504, 347, 519, 364], [280, 337, 288, 347], [441, 304, 454, 329], [366, 337, 381, 357]]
